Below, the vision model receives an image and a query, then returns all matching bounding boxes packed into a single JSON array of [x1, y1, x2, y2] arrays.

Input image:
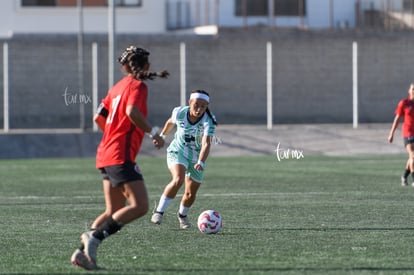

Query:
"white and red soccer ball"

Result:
[[197, 210, 222, 234]]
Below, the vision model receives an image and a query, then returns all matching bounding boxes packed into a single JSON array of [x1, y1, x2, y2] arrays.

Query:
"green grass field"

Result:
[[1, 155, 414, 274]]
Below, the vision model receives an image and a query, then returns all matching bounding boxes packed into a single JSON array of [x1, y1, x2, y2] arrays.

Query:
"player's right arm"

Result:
[[160, 106, 181, 138], [160, 118, 175, 138]]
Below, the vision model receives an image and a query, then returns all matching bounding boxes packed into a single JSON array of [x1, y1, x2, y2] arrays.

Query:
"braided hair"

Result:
[[118, 46, 169, 80], [191, 90, 218, 126]]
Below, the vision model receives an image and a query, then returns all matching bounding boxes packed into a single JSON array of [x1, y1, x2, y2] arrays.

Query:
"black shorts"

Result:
[[404, 137, 414, 147], [99, 161, 144, 187]]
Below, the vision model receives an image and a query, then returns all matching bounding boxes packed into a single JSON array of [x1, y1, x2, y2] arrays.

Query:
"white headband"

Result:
[[189, 93, 210, 103]]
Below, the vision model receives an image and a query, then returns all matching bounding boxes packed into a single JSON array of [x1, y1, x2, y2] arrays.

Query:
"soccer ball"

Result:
[[197, 210, 222, 234]]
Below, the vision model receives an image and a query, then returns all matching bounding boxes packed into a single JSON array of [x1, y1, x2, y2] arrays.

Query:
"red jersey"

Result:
[[395, 97, 414, 138], [96, 76, 148, 168]]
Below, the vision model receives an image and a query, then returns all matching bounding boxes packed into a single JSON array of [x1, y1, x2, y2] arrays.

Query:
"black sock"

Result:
[[92, 217, 123, 241], [178, 213, 187, 218], [404, 169, 411, 178]]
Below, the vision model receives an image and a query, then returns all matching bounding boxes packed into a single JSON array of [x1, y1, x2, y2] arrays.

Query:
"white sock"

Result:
[[156, 195, 174, 213], [178, 204, 191, 216]]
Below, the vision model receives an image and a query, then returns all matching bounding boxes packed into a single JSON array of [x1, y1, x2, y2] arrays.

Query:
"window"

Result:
[[403, 0, 414, 11], [22, 0, 56, 6], [115, 0, 142, 6], [235, 0, 306, 16], [275, 0, 306, 16], [235, 0, 268, 16], [21, 0, 142, 7]]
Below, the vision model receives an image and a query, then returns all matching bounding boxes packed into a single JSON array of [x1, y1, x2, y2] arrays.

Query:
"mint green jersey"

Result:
[[167, 106, 216, 163]]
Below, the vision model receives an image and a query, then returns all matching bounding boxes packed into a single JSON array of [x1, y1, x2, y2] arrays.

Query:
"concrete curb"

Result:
[[0, 124, 405, 159]]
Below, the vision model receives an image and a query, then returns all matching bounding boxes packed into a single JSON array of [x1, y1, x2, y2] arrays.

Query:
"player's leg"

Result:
[[151, 152, 188, 224], [81, 180, 148, 269], [72, 175, 125, 270], [177, 176, 201, 229], [91, 178, 125, 229], [91, 162, 147, 238], [162, 164, 187, 198], [406, 141, 414, 186], [163, 151, 188, 199], [176, 163, 204, 229], [151, 164, 186, 224], [402, 159, 410, 186], [79, 179, 125, 268], [181, 176, 201, 208], [112, 179, 149, 223], [80, 163, 145, 267]]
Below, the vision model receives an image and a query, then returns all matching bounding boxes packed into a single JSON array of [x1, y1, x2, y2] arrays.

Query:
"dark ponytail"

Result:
[[135, 70, 169, 80], [118, 46, 169, 81], [206, 107, 218, 126]]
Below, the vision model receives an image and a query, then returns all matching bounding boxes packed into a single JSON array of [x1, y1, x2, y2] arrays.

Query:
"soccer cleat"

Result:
[[70, 248, 98, 270], [401, 176, 408, 186], [81, 231, 101, 266], [151, 212, 164, 225], [177, 212, 191, 229]]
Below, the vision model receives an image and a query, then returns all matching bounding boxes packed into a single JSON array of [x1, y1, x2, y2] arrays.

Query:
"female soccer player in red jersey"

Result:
[[71, 46, 168, 270], [389, 83, 414, 186]]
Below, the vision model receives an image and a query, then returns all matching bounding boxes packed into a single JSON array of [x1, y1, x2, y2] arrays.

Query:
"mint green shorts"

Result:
[[167, 151, 204, 183]]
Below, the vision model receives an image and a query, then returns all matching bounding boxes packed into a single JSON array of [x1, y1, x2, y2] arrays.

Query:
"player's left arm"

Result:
[[194, 135, 212, 171], [126, 105, 165, 149], [94, 115, 106, 131], [126, 105, 152, 132], [94, 103, 108, 131]]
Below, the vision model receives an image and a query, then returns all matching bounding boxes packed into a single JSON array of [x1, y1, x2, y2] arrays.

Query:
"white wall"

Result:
[[307, 0, 356, 29], [0, 0, 378, 36], [0, 0, 166, 36], [218, 0, 358, 29], [0, 1, 15, 38]]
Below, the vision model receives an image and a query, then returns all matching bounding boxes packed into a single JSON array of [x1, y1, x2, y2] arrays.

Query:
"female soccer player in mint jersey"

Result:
[[389, 83, 414, 186], [151, 90, 217, 229], [71, 46, 168, 270]]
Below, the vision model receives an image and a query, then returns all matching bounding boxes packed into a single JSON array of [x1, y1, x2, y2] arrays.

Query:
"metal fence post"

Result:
[[267, 42, 273, 130], [3, 42, 9, 132]]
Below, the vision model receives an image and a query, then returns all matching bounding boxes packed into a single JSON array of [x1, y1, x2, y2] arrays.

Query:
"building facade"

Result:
[[2, 0, 414, 38], [0, 0, 166, 37]]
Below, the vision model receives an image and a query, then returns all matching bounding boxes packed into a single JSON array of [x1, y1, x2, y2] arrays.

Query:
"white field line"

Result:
[[2, 192, 331, 201]]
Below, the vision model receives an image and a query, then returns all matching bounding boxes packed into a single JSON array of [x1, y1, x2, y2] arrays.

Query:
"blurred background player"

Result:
[[388, 83, 414, 186], [71, 46, 168, 270], [151, 90, 217, 229]]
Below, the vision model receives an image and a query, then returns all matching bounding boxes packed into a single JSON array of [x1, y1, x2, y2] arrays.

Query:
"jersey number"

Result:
[[106, 95, 121, 124]]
